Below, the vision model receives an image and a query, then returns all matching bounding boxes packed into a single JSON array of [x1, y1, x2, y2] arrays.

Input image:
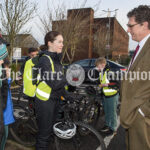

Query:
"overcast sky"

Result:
[[19, 0, 150, 50]]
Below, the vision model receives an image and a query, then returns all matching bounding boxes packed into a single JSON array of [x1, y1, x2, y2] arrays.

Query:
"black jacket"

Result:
[[38, 51, 67, 99], [20, 56, 31, 75]]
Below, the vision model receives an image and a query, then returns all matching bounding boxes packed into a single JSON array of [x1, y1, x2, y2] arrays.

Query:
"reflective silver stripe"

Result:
[[36, 88, 50, 99], [138, 108, 145, 117], [103, 89, 116, 93], [42, 81, 47, 84], [44, 55, 54, 72], [105, 77, 110, 84], [37, 74, 40, 80]]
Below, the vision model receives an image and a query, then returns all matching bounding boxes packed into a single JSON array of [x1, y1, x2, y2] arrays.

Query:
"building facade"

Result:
[[52, 8, 129, 62], [3, 34, 39, 56], [93, 17, 129, 59]]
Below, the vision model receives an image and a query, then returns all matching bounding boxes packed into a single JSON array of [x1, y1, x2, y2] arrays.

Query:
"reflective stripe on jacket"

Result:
[[100, 70, 117, 97]]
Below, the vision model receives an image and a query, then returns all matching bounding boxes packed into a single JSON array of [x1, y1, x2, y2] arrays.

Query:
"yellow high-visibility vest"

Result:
[[100, 70, 117, 97], [23, 59, 37, 97]]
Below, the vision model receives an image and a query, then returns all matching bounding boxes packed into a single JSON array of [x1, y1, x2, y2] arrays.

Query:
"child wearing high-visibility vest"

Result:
[[95, 57, 119, 136]]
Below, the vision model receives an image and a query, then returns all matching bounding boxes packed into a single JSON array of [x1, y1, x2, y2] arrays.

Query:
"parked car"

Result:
[[65, 58, 126, 84]]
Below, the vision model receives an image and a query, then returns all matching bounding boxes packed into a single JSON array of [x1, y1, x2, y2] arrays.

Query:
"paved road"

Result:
[[107, 126, 126, 150]]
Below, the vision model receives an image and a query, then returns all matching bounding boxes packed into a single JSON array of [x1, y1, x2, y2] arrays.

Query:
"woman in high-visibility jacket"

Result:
[[35, 31, 67, 150], [95, 57, 119, 136]]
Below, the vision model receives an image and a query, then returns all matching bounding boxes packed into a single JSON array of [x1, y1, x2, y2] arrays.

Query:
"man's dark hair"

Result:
[[127, 5, 150, 29], [28, 47, 38, 54]]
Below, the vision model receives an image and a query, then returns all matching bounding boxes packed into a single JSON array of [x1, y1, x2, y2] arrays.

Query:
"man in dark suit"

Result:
[[120, 5, 150, 150]]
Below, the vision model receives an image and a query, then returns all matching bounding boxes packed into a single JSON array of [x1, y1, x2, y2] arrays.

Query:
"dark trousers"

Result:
[[35, 97, 60, 150]]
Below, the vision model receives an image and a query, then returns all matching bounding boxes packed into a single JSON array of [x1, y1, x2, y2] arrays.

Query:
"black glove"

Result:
[[57, 87, 66, 97], [63, 91, 74, 102]]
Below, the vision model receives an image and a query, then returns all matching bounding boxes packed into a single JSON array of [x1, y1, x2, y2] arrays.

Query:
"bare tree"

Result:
[[53, 9, 91, 64], [0, 0, 37, 61], [37, 1, 67, 36], [38, 0, 101, 64], [93, 25, 108, 57], [93, 18, 126, 60]]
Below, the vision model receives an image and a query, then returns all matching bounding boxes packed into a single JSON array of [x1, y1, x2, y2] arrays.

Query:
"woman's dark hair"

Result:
[[39, 45, 46, 51], [127, 5, 150, 29], [44, 31, 61, 49]]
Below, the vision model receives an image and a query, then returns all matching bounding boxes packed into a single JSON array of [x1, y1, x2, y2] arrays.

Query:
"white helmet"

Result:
[[53, 122, 76, 139]]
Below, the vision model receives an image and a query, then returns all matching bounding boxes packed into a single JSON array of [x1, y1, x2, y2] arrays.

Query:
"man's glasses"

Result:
[[127, 23, 139, 28]]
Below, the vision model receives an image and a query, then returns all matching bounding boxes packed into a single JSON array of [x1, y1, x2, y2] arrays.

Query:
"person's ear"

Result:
[[142, 21, 149, 29], [102, 64, 106, 68], [47, 41, 52, 47]]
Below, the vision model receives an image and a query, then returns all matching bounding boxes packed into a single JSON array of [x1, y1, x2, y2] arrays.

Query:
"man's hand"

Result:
[[99, 84, 109, 88], [5, 67, 11, 79]]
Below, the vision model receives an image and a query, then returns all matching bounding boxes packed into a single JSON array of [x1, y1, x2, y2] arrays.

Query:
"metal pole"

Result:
[[102, 9, 119, 59], [107, 16, 111, 59]]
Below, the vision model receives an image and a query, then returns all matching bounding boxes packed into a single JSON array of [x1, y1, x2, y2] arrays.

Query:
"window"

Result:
[[91, 59, 96, 67], [74, 59, 90, 67], [108, 60, 124, 68]]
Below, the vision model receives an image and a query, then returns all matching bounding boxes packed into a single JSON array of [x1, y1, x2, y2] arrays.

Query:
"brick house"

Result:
[[2, 34, 39, 56], [93, 17, 129, 59], [52, 8, 129, 62]]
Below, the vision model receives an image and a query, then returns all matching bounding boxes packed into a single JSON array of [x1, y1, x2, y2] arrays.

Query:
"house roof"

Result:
[[2, 34, 39, 48]]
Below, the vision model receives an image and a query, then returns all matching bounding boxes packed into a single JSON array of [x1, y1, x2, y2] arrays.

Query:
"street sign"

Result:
[[105, 44, 110, 50], [13, 47, 21, 59]]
